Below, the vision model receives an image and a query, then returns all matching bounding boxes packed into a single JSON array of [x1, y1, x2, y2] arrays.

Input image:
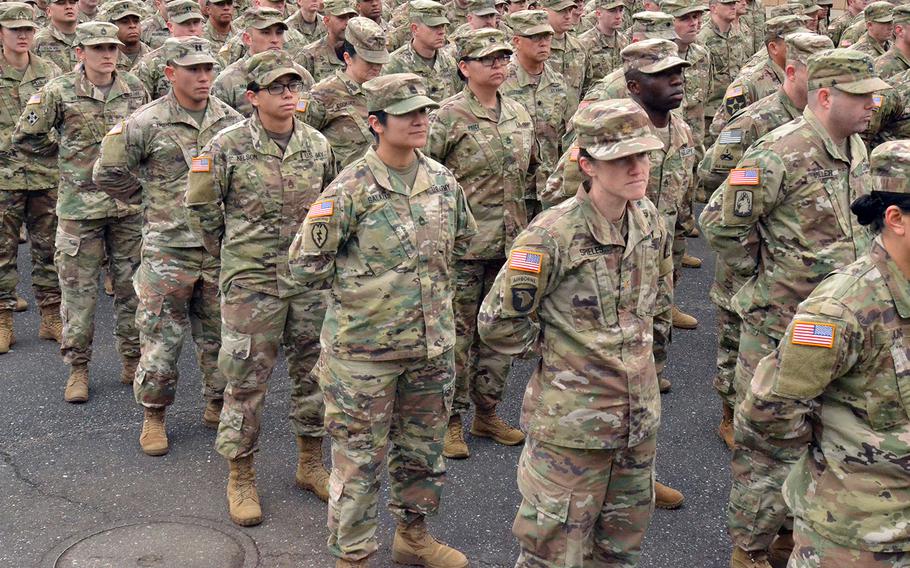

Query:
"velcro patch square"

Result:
[[718, 129, 743, 144], [108, 122, 123, 135], [726, 85, 744, 98], [27, 93, 41, 105], [296, 99, 309, 113]]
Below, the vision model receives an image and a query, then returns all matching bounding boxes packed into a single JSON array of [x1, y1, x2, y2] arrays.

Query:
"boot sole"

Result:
[[64, 394, 88, 403], [672, 322, 698, 330], [229, 513, 262, 527], [141, 446, 169, 457], [682, 261, 702, 268], [38, 331, 61, 342], [295, 478, 329, 503], [469, 428, 524, 446], [202, 418, 220, 429], [442, 449, 470, 459], [656, 497, 684, 510], [391, 549, 468, 568]]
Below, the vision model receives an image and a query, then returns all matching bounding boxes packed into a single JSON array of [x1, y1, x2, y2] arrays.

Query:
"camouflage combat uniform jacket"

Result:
[[139, 13, 170, 50], [578, 27, 628, 95], [732, 238, 910, 553], [285, 9, 327, 44], [874, 45, 910, 79], [827, 10, 862, 46], [382, 42, 460, 102], [850, 33, 889, 58], [477, 188, 673, 449], [201, 20, 233, 49], [697, 19, 749, 120], [184, 111, 336, 296], [681, 42, 712, 147], [288, 148, 477, 361], [212, 54, 314, 118], [93, 91, 243, 247], [12, 67, 149, 220], [296, 35, 345, 83], [710, 58, 785, 139], [548, 32, 588, 115], [116, 42, 151, 73], [309, 69, 374, 168], [33, 25, 77, 73]]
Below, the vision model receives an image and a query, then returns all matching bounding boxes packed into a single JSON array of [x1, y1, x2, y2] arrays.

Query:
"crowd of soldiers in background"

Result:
[[1, 0, 910, 564]]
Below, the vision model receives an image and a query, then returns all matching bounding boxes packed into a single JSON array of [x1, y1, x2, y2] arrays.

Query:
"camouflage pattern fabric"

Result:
[[680, 42, 712, 148], [116, 42, 151, 72], [139, 13, 170, 49], [710, 304, 740, 406], [827, 9, 862, 46], [697, 19, 750, 133], [216, 26, 309, 68], [548, 32, 588, 115], [741, 0, 766, 55], [382, 41, 460, 102], [202, 20, 232, 49], [134, 45, 224, 100], [849, 32, 889, 58], [709, 59, 786, 140], [285, 9, 328, 43], [211, 54, 315, 118], [308, 70, 374, 168], [296, 35, 346, 83], [874, 45, 910, 78], [579, 27, 629, 95], [790, 520, 910, 567], [33, 26, 78, 73]]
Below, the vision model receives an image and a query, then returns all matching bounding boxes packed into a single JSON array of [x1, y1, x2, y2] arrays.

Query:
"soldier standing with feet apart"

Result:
[[289, 73, 476, 568]]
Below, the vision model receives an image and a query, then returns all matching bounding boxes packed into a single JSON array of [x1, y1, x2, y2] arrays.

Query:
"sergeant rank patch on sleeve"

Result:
[[791, 321, 836, 348]]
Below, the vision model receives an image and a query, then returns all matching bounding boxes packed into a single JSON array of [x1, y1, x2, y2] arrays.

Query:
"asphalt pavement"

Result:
[[0, 219, 734, 568]]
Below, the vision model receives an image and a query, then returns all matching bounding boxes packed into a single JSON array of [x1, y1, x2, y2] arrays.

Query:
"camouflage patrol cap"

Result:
[[573, 99, 663, 160], [245, 7, 289, 29], [346, 17, 390, 63], [710, 0, 737, 6], [864, 0, 894, 22], [247, 50, 301, 85], [410, 0, 450, 25], [539, 0, 576, 12], [631, 11, 678, 40], [595, 0, 625, 9], [766, 4, 792, 18], [164, 36, 217, 66], [458, 28, 512, 59], [816, 0, 833, 5], [363, 72, 440, 114], [621, 38, 691, 73], [465, 0, 499, 15], [870, 141, 910, 193], [892, 3, 910, 23], [323, 0, 358, 16], [659, 0, 707, 17], [76, 21, 125, 46], [509, 10, 554, 35], [98, 0, 144, 22], [765, 14, 810, 39], [807, 48, 891, 93], [165, 0, 204, 23], [0, 2, 37, 28], [792, 0, 821, 15], [784, 32, 833, 65]]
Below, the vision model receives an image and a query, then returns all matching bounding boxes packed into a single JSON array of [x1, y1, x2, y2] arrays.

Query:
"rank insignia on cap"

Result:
[[296, 99, 309, 113], [873, 95, 882, 108], [308, 199, 334, 217], [791, 321, 835, 348], [191, 155, 211, 172], [509, 249, 542, 273], [108, 122, 123, 135], [718, 129, 743, 144], [27, 93, 41, 105], [729, 167, 760, 186]]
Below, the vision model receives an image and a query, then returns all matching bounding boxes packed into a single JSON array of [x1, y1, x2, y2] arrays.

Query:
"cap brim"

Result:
[[1, 21, 38, 29], [668, 5, 706, 15], [115, 11, 145, 19], [81, 37, 126, 46], [383, 95, 440, 115], [871, 17, 894, 23], [835, 77, 892, 94], [170, 14, 205, 23], [471, 8, 498, 15], [640, 56, 691, 73], [328, 7, 359, 15], [356, 48, 390, 64], [420, 16, 450, 25], [251, 19, 290, 29], [585, 134, 664, 160], [470, 44, 512, 58], [641, 30, 680, 40], [260, 67, 302, 85], [172, 54, 219, 66], [517, 23, 555, 35], [547, 0, 576, 10]]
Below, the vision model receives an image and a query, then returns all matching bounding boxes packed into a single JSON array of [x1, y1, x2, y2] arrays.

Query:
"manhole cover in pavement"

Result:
[[43, 517, 259, 568]]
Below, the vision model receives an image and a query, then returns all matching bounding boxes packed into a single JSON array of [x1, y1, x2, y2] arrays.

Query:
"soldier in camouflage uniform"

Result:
[[201, 0, 235, 49], [699, 49, 889, 568], [578, 0, 628, 94], [211, 8, 315, 117], [741, 0, 765, 56], [729, 141, 910, 568], [92, 37, 242, 456], [99, 0, 152, 72], [850, 0, 893, 58], [217, 4, 310, 68], [382, 0, 460, 101], [34, 0, 79, 72], [698, 0, 749, 146], [661, 0, 710, 154], [841, 0, 887, 48], [425, 29, 534, 459], [296, 0, 358, 82], [185, 50, 336, 526], [309, 17, 388, 167], [698, 32, 831, 449], [828, 0, 864, 45], [874, 4, 910, 78], [13, 21, 149, 402], [540, 0, 586, 115], [478, 99, 671, 568], [139, 0, 170, 50], [0, 3, 62, 354], [501, 10, 569, 217], [285, 0, 328, 43], [133, 0, 206, 99], [289, 73, 475, 568]]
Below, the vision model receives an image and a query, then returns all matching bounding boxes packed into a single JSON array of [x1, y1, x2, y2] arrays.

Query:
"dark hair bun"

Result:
[[850, 193, 885, 226]]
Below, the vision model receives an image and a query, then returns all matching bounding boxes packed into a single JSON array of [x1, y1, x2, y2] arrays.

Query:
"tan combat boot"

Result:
[[202, 399, 223, 429], [658, 375, 671, 393], [718, 403, 735, 450], [443, 414, 469, 459], [227, 455, 262, 526], [392, 518, 469, 568], [471, 406, 525, 446], [139, 407, 169, 456], [64, 364, 89, 403], [655, 481, 684, 509], [120, 356, 139, 385], [671, 305, 698, 330], [103, 270, 114, 296], [682, 254, 702, 268], [731, 547, 773, 568], [18, 224, 27, 243], [295, 435, 329, 502], [0, 310, 14, 354], [768, 531, 794, 568], [14, 296, 26, 312], [38, 304, 63, 343]]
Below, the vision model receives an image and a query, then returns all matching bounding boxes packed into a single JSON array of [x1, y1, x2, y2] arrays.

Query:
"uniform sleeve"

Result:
[[184, 137, 227, 257], [132, 57, 158, 99], [11, 83, 60, 157], [288, 181, 354, 284], [424, 108, 452, 163], [653, 216, 674, 349], [452, 182, 477, 257], [92, 117, 144, 204]]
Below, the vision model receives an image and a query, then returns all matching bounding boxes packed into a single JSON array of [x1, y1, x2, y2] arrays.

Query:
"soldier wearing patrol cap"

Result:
[[828, 0, 865, 45], [698, 0, 750, 146], [478, 99, 671, 568], [140, 0, 170, 50], [285, 0, 328, 44], [201, 0, 236, 49], [816, 0, 832, 34], [217, 3, 311, 67], [700, 49, 890, 568], [133, 0, 207, 98], [34, 0, 80, 72], [296, 0, 359, 82], [383, 0, 460, 101], [630, 10, 677, 41], [92, 36, 242, 456], [841, 0, 888, 47], [185, 49, 337, 526], [289, 73, 476, 568], [308, 16, 388, 167], [437, 0, 504, 60], [425, 28, 535, 459], [699, 31, 833, 449], [578, 0, 628, 93], [875, 4, 910, 77], [851, 0, 894, 57], [12, 21, 149, 403], [539, 0, 587, 114], [99, 0, 151, 71], [731, 139, 910, 568], [0, 2, 63, 355]]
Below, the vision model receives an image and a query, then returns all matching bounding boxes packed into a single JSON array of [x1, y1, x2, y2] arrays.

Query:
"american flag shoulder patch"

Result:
[[296, 99, 309, 113], [27, 93, 41, 105], [308, 199, 334, 217], [791, 321, 836, 348], [729, 167, 760, 186], [726, 85, 744, 98], [191, 155, 211, 172], [718, 129, 743, 145], [108, 122, 123, 135], [509, 249, 542, 273], [569, 145, 579, 162], [873, 95, 883, 108]]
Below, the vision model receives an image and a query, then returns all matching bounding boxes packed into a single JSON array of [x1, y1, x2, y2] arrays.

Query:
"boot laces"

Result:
[[235, 468, 259, 504]]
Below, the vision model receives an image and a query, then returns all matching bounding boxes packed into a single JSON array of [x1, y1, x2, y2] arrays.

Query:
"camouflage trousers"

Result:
[[513, 436, 656, 568], [0, 189, 60, 311], [215, 284, 327, 460], [712, 304, 742, 408], [134, 244, 224, 408], [733, 323, 779, 406], [452, 259, 512, 415], [54, 215, 141, 366], [320, 351, 455, 561], [789, 519, 910, 568]]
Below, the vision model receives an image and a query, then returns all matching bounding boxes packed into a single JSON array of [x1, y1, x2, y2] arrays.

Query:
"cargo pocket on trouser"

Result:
[[219, 323, 253, 388]]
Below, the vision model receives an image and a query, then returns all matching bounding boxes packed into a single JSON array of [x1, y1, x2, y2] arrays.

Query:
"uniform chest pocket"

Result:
[[567, 256, 616, 332], [356, 203, 416, 276], [226, 164, 268, 221], [866, 328, 910, 431]]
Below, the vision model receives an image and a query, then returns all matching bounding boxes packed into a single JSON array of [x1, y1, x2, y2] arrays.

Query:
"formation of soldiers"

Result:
[[2, 0, 910, 564]]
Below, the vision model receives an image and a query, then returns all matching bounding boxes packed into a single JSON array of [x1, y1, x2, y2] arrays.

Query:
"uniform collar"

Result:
[[575, 186, 655, 256], [462, 87, 513, 123], [365, 147, 434, 196], [802, 106, 864, 168], [249, 110, 309, 159], [74, 67, 129, 101], [871, 236, 910, 318], [163, 90, 229, 131], [337, 69, 364, 95]]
